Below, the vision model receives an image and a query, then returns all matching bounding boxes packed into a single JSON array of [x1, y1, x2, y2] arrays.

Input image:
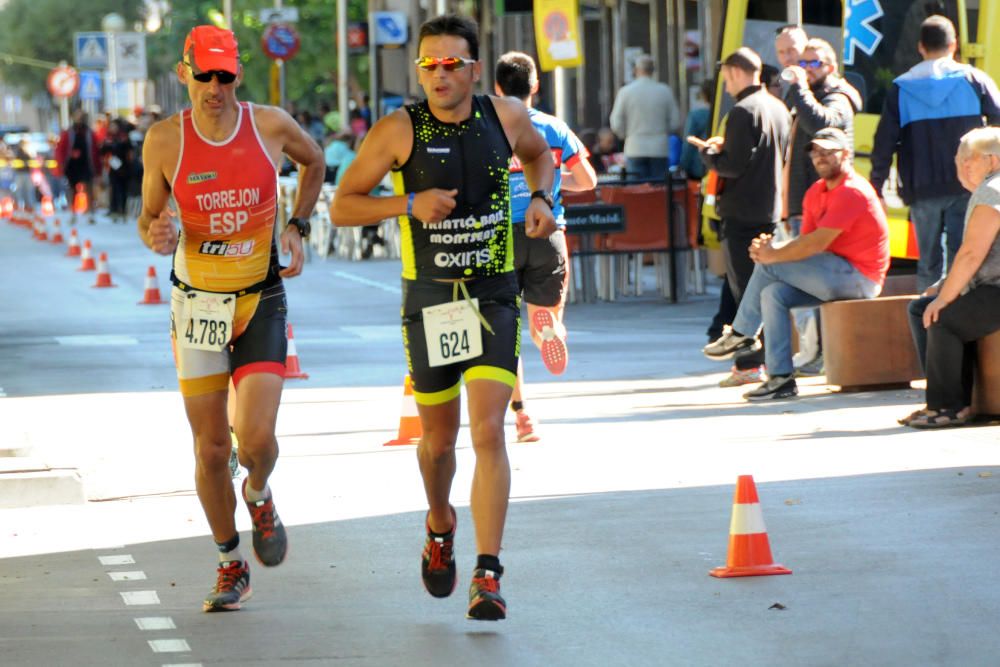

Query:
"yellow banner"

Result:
[[533, 0, 582, 72]]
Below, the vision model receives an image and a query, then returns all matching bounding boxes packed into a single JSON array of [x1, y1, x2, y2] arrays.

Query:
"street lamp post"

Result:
[[102, 12, 126, 116]]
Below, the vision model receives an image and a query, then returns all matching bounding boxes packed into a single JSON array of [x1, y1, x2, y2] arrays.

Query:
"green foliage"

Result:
[[0, 0, 143, 96], [147, 0, 371, 110]]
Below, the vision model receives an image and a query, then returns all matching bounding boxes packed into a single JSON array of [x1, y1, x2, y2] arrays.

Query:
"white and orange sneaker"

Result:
[[515, 411, 540, 443], [532, 309, 568, 375]]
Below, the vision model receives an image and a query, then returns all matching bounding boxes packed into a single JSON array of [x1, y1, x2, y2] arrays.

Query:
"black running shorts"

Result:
[[401, 273, 521, 405], [513, 224, 569, 307]]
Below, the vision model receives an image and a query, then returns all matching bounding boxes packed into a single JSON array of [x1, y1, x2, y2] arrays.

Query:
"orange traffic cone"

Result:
[[709, 475, 792, 578], [137, 266, 166, 305], [78, 239, 96, 270], [40, 195, 54, 218], [1, 196, 13, 221], [284, 323, 309, 379], [383, 375, 423, 446], [92, 252, 116, 288], [49, 218, 64, 244], [72, 183, 88, 215], [66, 228, 81, 257], [33, 215, 48, 241]]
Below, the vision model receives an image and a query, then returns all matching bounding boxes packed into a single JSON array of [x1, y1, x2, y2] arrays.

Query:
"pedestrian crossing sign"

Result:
[[75, 32, 109, 70], [79, 71, 102, 101]]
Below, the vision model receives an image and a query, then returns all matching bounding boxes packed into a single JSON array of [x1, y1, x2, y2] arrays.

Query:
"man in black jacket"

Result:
[[691, 47, 791, 310]]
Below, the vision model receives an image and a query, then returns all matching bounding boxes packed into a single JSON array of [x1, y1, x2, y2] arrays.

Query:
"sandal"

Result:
[[898, 408, 935, 426], [908, 407, 971, 429]]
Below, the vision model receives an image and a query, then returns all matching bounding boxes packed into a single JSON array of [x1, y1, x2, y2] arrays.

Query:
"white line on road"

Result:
[[108, 570, 147, 581], [99, 554, 135, 566], [332, 270, 401, 294], [148, 639, 192, 653], [120, 590, 160, 605], [56, 335, 139, 346], [135, 617, 176, 630]]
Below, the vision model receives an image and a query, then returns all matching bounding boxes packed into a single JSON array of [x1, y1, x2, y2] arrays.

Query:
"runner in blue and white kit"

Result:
[[495, 51, 597, 442]]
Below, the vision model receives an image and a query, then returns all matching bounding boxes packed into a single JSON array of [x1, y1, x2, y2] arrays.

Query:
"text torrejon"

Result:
[[195, 188, 261, 212]]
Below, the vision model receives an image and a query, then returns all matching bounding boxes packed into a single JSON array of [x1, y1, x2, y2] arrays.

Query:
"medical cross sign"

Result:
[[843, 0, 884, 66]]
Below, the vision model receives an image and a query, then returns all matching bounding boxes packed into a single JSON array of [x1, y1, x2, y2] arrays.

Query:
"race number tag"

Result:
[[422, 298, 483, 367], [179, 290, 236, 352]]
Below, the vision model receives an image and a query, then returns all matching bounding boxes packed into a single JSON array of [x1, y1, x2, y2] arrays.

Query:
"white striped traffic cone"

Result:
[[284, 323, 309, 379], [137, 266, 166, 305], [78, 239, 96, 271], [92, 252, 116, 288], [709, 475, 792, 578], [66, 228, 81, 257]]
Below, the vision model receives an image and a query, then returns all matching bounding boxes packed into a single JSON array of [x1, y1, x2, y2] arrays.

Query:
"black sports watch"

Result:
[[530, 190, 555, 209], [287, 216, 311, 240]]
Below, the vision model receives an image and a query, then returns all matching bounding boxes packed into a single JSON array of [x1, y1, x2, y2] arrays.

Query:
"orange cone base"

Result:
[[710, 563, 792, 578], [284, 369, 309, 379], [66, 247, 81, 257], [137, 296, 166, 305], [92, 280, 116, 288]]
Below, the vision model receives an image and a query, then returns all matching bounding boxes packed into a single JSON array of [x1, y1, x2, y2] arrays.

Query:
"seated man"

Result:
[[703, 127, 890, 400]]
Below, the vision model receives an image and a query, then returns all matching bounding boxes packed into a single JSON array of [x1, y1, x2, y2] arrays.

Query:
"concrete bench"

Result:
[[973, 329, 1000, 415], [820, 275, 922, 390]]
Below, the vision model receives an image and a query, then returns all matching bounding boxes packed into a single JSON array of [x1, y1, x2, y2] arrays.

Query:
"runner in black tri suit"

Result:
[[330, 14, 556, 621]]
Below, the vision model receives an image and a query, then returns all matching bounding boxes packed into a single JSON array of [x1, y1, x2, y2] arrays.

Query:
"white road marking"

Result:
[[108, 570, 147, 581], [135, 617, 176, 631], [148, 639, 192, 653], [99, 554, 135, 566], [55, 335, 139, 346], [120, 590, 160, 605], [332, 270, 401, 294]]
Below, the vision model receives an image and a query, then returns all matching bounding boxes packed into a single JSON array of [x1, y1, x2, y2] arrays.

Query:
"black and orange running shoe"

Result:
[[421, 505, 457, 598], [243, 478, 288, 567], [466, 567, 506, 620], [203, 560, 251, 612]]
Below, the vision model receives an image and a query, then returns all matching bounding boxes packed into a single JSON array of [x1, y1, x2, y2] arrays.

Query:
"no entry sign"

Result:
[[48, 65, 80, 98]]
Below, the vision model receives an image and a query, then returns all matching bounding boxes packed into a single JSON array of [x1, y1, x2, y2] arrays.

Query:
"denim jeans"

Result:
[[908, 194, 969, 292], [732, 253, 880, 376], [625, 157, 669, 182]]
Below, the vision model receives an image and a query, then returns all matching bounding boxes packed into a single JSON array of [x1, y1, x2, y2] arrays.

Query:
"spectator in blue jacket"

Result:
[[870, 14, 1000, 291]]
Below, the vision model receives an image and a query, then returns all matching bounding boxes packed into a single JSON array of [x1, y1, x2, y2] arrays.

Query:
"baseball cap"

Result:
[[807, 127, 851, 152], [184, 25, 240, 74]]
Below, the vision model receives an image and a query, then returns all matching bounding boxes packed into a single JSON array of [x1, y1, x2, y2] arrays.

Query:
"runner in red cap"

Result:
[[137, 24, 324, 612]]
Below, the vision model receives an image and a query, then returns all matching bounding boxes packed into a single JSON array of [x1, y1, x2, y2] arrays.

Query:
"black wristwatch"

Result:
[[530, 190, 555, 209], [287, 216, 311, 239]]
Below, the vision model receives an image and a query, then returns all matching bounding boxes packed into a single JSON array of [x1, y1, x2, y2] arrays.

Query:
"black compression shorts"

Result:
[[513, 224, 569, 307], [401, 273, 521, 405]]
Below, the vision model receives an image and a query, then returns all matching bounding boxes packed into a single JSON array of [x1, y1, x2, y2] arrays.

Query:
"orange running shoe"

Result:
[[532, 309, 568, 375], [515, 411, 540, 443]]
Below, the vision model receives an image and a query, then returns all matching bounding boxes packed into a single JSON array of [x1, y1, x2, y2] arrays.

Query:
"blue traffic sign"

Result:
[[373, 12, 408, 46], [79, 71, 102, 101], [75, 32, 109, 70]]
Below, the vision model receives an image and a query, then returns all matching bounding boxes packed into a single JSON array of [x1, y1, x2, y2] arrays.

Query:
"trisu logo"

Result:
[[199, 240, 254, 257]]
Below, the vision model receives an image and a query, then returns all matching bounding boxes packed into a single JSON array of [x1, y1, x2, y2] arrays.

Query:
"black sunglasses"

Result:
[[184, 62, 237, 84]]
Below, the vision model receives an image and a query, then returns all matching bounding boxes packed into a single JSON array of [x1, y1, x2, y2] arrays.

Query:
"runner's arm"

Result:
[[136, 121, 177, 254], [560, 153, 598, 192], [495, 97, 556, 237], [273, 108, 325, 220], [330, 111, 413, 227]]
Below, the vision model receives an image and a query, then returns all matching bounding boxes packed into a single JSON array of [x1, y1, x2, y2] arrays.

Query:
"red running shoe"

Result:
[[467, 567, 506, 620], [421, 505, 457, 598], [532, 309, 568, 375]]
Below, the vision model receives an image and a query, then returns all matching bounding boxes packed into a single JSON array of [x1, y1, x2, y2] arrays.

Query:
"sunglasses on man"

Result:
[[184, 62, 237, 84], [798, 59, 825, 69], [414, 56, 477, 72]]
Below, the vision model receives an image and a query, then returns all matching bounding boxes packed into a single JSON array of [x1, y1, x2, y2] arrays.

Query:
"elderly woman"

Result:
[[902, 126, 1000, 428]]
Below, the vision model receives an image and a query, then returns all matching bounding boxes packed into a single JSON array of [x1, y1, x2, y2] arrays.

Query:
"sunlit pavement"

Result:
[[1, 213, 999, 666]]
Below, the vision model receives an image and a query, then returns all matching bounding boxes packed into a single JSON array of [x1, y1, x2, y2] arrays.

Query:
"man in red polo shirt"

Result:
[[703, 127, 889, 400]]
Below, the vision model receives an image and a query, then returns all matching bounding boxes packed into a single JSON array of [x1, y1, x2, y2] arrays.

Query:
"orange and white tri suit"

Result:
[[169, 102, 288, 397]]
